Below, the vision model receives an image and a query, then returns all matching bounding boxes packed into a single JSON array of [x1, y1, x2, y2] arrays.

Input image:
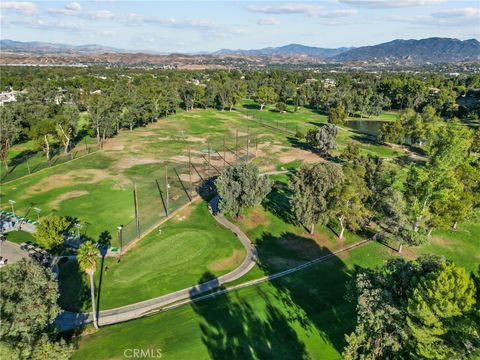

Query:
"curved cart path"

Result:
[[56, 197, 370, 330], [56, 197, 256, 330]]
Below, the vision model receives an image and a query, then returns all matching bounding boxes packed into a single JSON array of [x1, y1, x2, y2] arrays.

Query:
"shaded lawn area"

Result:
[[59, 201, 246, 312], [72, 241, 390, 360]]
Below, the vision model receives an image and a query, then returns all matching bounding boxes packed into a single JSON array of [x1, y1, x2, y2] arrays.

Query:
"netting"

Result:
[[1, 141, 102, 183], [120, 133, 256, 248]]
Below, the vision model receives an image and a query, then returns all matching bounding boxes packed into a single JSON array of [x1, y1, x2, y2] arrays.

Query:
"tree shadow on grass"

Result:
[[253, 231, 358, 355], [57, 257, 90, 313], [242, 103, 260, 110], [262, 183, 296, 225], [96, 231, 111, 315], [190, 272, 309, 359]]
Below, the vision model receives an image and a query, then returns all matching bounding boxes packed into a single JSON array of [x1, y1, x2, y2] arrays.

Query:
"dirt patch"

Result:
[[279, 147, 324, 164], [242, 210, 269, 229], [115, 157, 163, 170], [173, 203, 194, 221], [251, 211, 267, 227], [430, 236, 454, 246], [102, 142, 125, 151], [49, 190, 89, 208], [209, 249, 245, 272], [170, 155, 206, 165], [178, 172, 201, 183], [26, 169, 111, 193]]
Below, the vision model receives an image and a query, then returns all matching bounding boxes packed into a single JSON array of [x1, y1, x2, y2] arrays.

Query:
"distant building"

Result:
[[0, 90, 20, 106]]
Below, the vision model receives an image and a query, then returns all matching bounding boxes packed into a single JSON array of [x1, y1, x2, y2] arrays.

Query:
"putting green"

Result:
[[59, 201, 246, 311]]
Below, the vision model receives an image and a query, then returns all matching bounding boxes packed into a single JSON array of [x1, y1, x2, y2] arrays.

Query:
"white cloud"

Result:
[[0, 2, 37, 15], [432, 7, 480, 19], [49, 2, 83, 16], [65, 2, 82, 12], [247, 3, 357, 17], [95, 29, 117, 37], [253, 17, 280, 25], [338, 0, 446, 8], [88, 10, 116, 19], [387, 7, 480, 26]]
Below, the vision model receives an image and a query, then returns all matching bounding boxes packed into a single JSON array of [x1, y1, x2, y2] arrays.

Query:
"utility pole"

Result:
[[33, 207, 41, 221], [207, 142, 211, 178], [223, 136, 226, 167], [189, 148, 193, 198], [235, 129, 238, 161], [165, 165, 169, 216], [8, 200, 16, 217], [246, 127, 250, 158], [255, 134, 258, 156], [118, 225, 123, 254], [133, 183, 140, 238], [26, 160, 31, 174]]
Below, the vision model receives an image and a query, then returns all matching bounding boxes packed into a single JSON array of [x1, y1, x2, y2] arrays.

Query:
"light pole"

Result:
[[8, 200, 16, 217], [74, 223, 82, 238], [117, 225, 123, 253], [33, 207, 41, 221], [165, 165, 170, 216]]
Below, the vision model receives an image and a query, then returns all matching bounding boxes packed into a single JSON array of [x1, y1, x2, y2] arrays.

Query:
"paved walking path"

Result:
[[56, 197, 370, 330], [0, 240, 28, 264]]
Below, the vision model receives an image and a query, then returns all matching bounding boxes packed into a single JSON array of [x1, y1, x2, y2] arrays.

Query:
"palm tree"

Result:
[[77, 241, 99, 329]]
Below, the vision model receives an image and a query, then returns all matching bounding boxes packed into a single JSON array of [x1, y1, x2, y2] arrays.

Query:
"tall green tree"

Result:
[[406, 262, 476, 359], [306, 124, 338, 156], [255, 85, 278, 110], [345, 256, 479, 360], [328, 104, 347, 125], [34, 215, 69, 250], [0, 104, 21, 171], [0, 259, 72, 359], [290, 162, 343, 234], [215, 162, 272, 216], [330, 162, 371, 239], [56, 103, 79, 154], [29, 118, 57, 161], [77, 241, 99, 329]]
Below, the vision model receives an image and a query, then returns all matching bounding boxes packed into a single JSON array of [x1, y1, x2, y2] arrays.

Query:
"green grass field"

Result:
[[1, 105, 402, 247], [59, 201, 246, 311], [71, 172, 479, 359], [72, 241, 390, 360], [4, 102, 476, 359], [3, 230, 36, 245]]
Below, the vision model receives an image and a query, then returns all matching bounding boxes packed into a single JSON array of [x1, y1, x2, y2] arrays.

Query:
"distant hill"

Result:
[[1, 38, 479, 65], [0, 39, 132, 55], [214, 43, 353, 58], [332, 37, 480, 63]]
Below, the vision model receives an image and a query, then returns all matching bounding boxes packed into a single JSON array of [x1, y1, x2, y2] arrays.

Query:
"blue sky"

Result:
[[1, 1, 479, 52]]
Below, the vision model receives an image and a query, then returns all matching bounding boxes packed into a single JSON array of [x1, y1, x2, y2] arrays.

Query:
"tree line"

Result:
[[1, 66, 479, 168]]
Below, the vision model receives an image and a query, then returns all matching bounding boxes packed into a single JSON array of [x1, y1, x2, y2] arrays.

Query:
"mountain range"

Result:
[[213, 44, 353, 58], [0, 39, 128, 55], [1, 37, 479, 65]]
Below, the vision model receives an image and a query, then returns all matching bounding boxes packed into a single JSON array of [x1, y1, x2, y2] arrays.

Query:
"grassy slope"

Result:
[[59, 201, 245, 311]]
